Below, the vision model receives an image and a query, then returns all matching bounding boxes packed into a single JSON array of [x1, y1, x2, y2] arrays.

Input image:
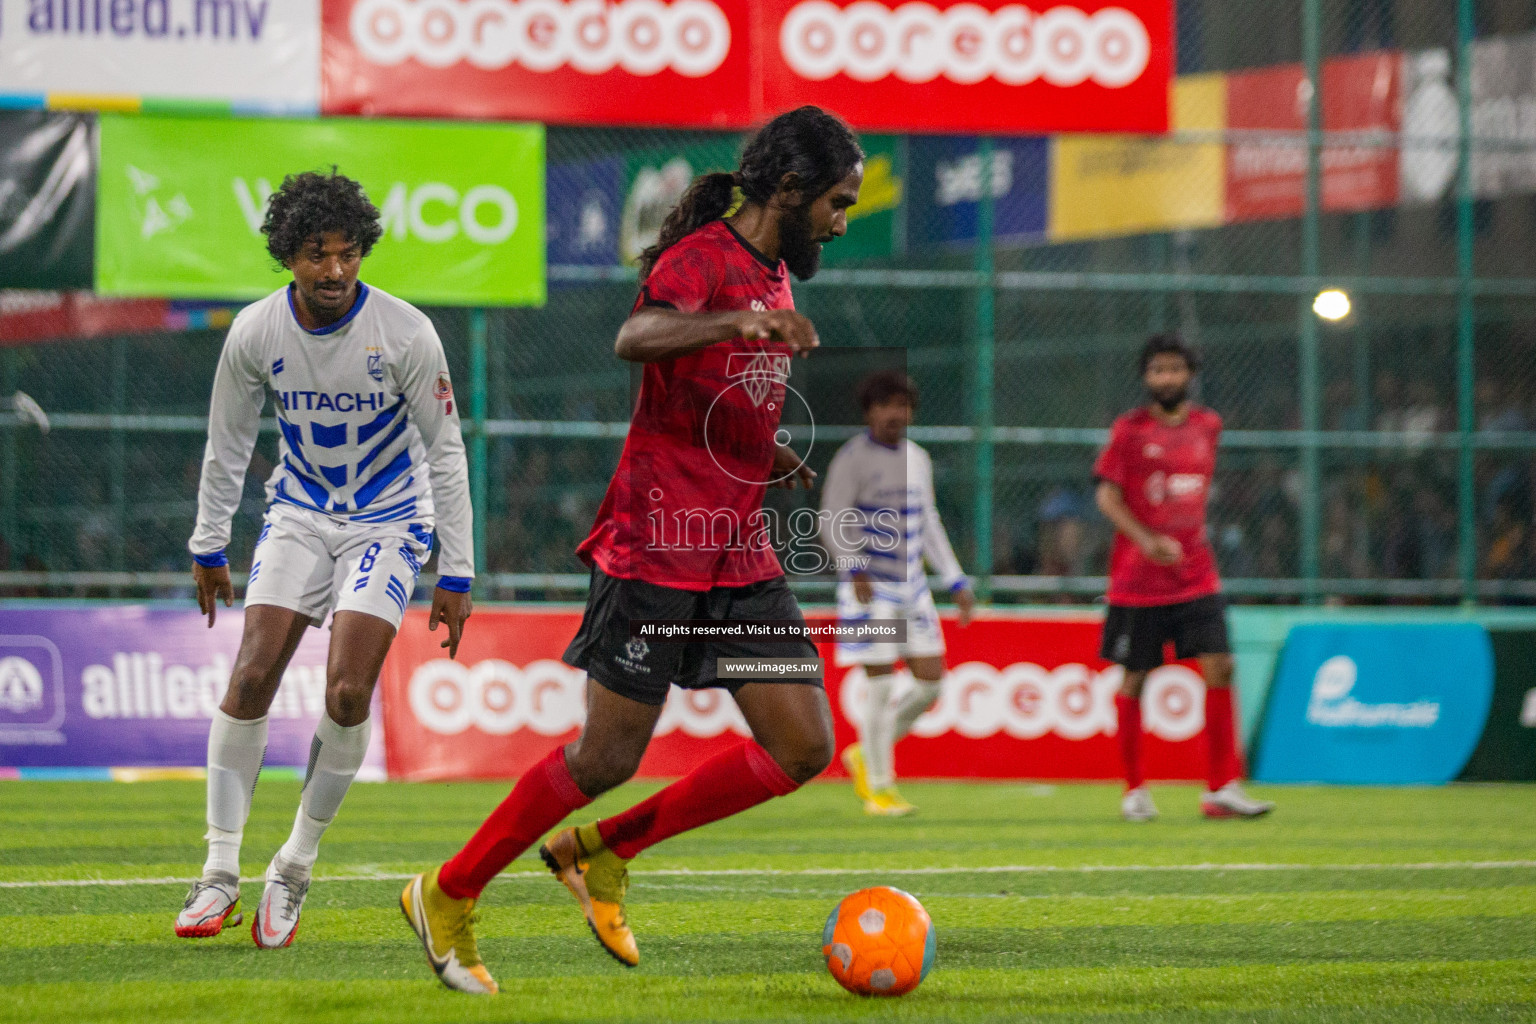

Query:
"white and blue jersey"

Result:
[[189, 283, 474, 592], [819, 432, 967, 664]]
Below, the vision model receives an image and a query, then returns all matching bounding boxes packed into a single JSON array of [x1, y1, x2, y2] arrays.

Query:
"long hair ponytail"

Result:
[[638, 171, 738, 280], [638, 107, 863, 280]]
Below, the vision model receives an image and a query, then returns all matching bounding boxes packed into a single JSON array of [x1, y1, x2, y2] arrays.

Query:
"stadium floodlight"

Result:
[[1313, 288, 1351, 321]]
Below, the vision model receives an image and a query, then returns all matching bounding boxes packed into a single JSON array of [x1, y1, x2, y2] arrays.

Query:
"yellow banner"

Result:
[[1049, 74, 1226, 242]]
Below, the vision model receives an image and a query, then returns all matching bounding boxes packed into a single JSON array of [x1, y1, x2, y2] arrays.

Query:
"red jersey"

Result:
[[576, 220, 795, 591], [1093, 406, 1223, 606]]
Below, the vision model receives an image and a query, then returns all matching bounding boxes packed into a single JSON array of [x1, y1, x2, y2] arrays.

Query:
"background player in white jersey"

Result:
[[174, 170, 474, 948], [820, 371, 974, 816]]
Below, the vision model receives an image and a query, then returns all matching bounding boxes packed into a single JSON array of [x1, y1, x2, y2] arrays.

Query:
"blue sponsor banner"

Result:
[[907, 136, 1048, 248], [547, 156, 622, 267], [1253, 623, 1494, 784], [0, 607, 384, 771]]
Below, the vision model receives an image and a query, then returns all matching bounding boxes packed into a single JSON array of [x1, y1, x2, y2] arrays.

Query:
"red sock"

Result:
[[438, 746, 592, 900], [1205, 686, 1239, 791], [598, 742, 800, 860], [1114, 693, 1145, 790]]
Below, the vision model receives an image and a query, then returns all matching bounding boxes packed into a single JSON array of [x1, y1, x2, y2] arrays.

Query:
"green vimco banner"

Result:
[[96, 115, 545, 307]]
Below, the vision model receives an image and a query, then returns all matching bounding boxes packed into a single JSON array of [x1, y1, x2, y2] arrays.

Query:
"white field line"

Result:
[[3, 860, 1536, 889]]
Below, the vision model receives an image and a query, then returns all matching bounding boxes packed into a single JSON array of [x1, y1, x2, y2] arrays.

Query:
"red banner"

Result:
[[0, 291, 168, 346], [378, 607, 1218, 781], [321, 0, 1172, 133], [1226, 51, 1400, 222]]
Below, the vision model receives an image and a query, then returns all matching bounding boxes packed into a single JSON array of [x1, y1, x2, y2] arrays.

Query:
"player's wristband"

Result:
[[435, 576, 473, 593], [948, 577, 971, 593], [193, 551, 229, 568]]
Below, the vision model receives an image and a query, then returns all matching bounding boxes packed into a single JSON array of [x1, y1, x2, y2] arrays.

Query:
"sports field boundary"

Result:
[[5, 859, 1536, 889]]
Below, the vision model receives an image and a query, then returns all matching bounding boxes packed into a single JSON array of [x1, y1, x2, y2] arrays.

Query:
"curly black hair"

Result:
[[857, 369, 918, 412], [261, 168, 383, 266], [1139, 333, 1201, 375]]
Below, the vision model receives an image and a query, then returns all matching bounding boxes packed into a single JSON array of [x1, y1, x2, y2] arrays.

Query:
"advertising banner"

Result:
[[0, 0, 320, 114], [323, 0, 754, 126], [96, 114, 546, 306], [547, 157, 624, 267], [760, 0, 1172, 134], [0, 607, 385, 773], [1456, 629, 1536, 781], [1049, 73, 1224, 241], [1226, 51, 1399, 223], [321, 0, 1173, 134], [906, 135, 1048, 247], [0, 291, 168, 345], [0, 112, 95, 290], [825, 133, 902, 263], [379, 607, 1218, 781], [1251, 623, 1493, 785], [617, 138, 738, 268], [1469, 32, 1536, 201]]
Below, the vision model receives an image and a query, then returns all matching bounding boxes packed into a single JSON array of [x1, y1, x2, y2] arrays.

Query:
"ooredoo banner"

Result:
[[379, 607, 1218, 781], [321, 0, 1173, 133], [0, 607, 385, 773], [0, 0, 321, 114], [95, 114, 546, 306]]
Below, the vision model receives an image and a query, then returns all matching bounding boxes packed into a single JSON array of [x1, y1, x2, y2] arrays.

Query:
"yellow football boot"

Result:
[[841, 743, 873, 804], [864, 786, 917, 817], [399, 867, 498, 994], [540, 824, 639, 967]]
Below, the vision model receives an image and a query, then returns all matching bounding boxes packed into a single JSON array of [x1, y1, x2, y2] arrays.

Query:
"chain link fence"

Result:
[[5, 0, 1536, 605]]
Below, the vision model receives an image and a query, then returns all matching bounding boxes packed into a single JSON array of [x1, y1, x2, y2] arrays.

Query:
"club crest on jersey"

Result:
[[434, 371, 454, 414], [726, 351, 791, 407], [365, 345, 384, 383]]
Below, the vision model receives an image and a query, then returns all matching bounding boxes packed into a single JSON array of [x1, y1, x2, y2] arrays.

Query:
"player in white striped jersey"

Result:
[[174, 171, 475, 955], [819, 371, 973, 816]]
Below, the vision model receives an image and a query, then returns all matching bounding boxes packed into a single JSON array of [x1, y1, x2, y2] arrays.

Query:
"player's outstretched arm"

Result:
[[615, 307, 819, 363], [916, 449, 973, 625], [400, 319, 477, 653], [1095, 480, 1182, 566], [188, 317, 266, 626]]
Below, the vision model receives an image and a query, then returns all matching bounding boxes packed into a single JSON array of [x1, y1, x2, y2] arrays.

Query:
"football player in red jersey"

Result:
[[1094, 334, 1275, 823], [399, 107, 865, 993]]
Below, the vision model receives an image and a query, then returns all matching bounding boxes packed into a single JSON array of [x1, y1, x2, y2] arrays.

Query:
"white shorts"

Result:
[[244, 502, 430, 630], [833, 580, 946, 667]]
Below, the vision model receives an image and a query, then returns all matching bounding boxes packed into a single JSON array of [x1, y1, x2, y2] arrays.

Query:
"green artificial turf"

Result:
[[1, 779, 1533, 1022]]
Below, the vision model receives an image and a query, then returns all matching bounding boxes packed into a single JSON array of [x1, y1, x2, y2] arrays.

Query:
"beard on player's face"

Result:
[[1146, 382, 1189, 411], [779, 201, 826, 280]]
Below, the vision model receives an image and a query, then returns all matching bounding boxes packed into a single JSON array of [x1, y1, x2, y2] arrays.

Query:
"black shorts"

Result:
[[562, 567, 822, 706], [1099, 594, 1230, 672]]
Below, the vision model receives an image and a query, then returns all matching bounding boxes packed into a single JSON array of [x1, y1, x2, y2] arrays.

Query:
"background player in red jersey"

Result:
[[399, 107, 865, 994], [1094, 334, 1275, 823]]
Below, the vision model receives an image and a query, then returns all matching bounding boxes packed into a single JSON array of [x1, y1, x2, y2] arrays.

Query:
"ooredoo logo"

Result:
[[839, 661, 1205, 741], [406, 657, 751, 738], [350, 0, 732, 77], [779, 2, 1151, 87]]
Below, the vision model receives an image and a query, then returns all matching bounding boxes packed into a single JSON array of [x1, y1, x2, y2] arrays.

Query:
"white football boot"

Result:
[[1201, 781, 1275, 819], [253, 855, 310, 948], [174, 874, 242, 937], [1121, 787, 1159, 822]]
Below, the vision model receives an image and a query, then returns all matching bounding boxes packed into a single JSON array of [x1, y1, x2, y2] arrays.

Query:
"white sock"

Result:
[[892, 679, 944, 742], [203, 709, 268, 880], [861, 672, 897, 790], [276, 713, 371, 875]]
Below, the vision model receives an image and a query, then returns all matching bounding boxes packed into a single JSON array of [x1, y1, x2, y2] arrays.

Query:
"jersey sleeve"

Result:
[[637, 239, 725, 314], [399, 318, 475, 584], [818, 442, 868, 577], [916, 448, 967, 591], [1093, 418, 1131, 489], [188, 318, 266, 562]]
